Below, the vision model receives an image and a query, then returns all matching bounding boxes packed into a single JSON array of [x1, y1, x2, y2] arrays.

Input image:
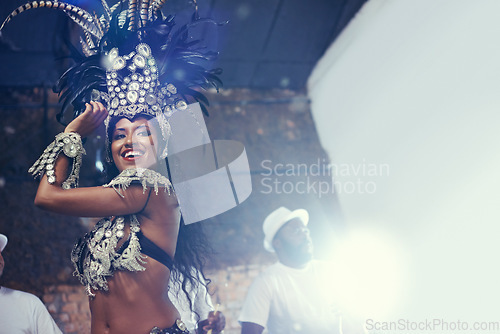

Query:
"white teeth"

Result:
[[124, 151, 143, 158]]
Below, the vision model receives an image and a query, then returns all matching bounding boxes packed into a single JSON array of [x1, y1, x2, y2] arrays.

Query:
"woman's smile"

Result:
[[121, 148, 146, 160], [111, 117, 160, 171]]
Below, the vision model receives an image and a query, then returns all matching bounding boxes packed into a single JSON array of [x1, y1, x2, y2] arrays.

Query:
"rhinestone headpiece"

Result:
[[100, 42, 189, 159], [104, 43, 188, 119]]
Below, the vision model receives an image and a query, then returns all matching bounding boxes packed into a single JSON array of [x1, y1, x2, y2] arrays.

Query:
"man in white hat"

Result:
[[238, 207, 343, 334], [0, 233, 63, 334]]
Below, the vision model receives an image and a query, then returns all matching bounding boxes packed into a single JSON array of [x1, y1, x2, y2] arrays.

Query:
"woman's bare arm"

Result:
[[35, 179, 149, 217], [34, 102, 150, 217]]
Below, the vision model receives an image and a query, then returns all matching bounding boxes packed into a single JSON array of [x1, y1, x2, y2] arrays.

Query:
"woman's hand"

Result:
[[197, 310, 226, 334], [64, 101, 108, 137]]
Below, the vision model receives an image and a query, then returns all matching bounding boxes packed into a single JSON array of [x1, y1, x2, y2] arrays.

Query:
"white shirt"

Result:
[[239, 260, 342, 334], [0, 287, 62, 334]]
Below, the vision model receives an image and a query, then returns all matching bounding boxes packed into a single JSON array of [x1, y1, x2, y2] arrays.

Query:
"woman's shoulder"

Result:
[[104, 168, 173, 198]]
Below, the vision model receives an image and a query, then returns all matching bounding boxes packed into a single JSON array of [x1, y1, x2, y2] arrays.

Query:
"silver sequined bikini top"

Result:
[[71, 168, 173, 297]]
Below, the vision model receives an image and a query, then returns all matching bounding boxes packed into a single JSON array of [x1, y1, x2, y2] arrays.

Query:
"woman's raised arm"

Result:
[[34, 102, 150, 217]]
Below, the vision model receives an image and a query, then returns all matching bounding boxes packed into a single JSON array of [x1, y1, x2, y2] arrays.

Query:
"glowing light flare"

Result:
[[326, 228, 408, 319]]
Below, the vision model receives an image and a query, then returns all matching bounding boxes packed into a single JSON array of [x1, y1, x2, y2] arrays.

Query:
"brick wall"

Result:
[[43, 285, 90, 334]]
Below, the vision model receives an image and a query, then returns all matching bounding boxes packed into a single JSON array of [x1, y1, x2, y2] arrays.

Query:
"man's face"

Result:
[[273, 218, 313, 264]]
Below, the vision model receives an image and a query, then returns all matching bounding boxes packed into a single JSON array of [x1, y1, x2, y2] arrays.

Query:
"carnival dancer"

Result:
[[1, 0, 227, 333]]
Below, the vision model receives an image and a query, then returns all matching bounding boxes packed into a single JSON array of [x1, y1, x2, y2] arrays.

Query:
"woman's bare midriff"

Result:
[[89, 260, 180, 334], [89, 191, 182, 334]]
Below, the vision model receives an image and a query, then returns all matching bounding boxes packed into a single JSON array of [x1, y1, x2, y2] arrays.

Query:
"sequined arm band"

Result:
[[28, 132, 86, 189], [103, 167, 172, 198]]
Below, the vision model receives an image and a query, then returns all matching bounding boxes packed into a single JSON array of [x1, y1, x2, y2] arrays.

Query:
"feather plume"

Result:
[[1, 0, 223, 124], [0, 1, 101, 38]]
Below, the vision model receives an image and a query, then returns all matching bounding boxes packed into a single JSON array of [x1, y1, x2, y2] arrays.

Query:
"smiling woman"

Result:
[[33, 100, 189, 334], [4, 0, 226, 333]]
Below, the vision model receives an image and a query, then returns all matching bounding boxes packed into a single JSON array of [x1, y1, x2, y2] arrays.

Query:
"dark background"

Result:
[[0, 0, 367, 88]]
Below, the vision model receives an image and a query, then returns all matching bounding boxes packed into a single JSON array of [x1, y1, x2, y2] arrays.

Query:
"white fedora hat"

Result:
[[263, 207, 309, 252], [0, 234, 7, 252]]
